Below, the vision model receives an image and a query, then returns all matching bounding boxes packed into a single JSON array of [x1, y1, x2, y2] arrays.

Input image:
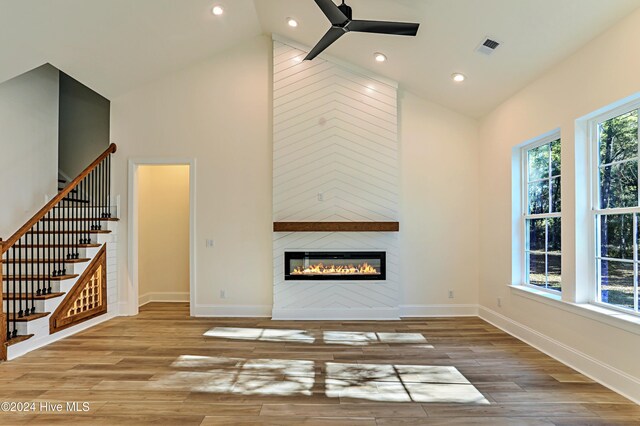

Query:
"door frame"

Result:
[[128, 158, 197, 316]]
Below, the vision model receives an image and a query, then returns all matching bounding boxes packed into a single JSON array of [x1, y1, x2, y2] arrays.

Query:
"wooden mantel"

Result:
[[273, 222, 399, 232]]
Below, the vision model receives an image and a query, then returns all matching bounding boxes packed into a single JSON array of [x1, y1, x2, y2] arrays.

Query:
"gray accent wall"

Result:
[[58, 72, 110, 179], [0, 64, 59, 236]]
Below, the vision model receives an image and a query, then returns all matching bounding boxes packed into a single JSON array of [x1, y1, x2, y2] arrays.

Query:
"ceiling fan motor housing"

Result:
[[338, 3, 352, 21]]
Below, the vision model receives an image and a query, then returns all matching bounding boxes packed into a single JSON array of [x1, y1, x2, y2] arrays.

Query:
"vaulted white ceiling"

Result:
[[1, 0, 639, 117]]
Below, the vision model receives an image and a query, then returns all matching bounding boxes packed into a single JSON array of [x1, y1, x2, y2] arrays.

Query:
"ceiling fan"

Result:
[[304, 0, 420, 61]]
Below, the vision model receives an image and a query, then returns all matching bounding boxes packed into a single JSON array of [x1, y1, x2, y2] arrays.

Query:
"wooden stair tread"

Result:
[[1, 258, 90, 264], [6, 334, 34, 346], [2, 274, 78, 281], [10, 312, 50, 322], [4, 292, 65, 300]]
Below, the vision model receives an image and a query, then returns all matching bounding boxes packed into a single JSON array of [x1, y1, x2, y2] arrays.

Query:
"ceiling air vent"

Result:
[[476, 37, 501, 55]]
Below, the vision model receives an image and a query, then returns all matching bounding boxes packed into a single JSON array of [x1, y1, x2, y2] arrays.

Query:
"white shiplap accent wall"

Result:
[[272, 37, 400, 320]]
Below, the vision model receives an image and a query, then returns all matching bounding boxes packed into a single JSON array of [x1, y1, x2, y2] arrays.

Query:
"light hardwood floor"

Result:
[[0, 302, 638, 425]]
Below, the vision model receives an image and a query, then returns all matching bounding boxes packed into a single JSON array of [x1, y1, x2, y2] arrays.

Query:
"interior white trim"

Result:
[[400, 304, 479, 317], [272, 308, 400, 320], [510, 284, 640, 336], [7, 313, 117, 360], [479, 306, 640, 405], [193, 304, 272, 317], [127, 158, 197, 317], [139, 292, 190, 306]]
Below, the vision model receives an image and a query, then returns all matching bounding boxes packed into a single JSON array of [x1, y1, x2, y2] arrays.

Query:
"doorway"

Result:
[[129, 159, 196, 316]]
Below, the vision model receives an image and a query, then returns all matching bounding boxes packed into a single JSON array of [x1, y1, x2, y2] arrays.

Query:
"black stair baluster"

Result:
[[46, 211, 52, 294], [93, 168, 98, 230], [107, 154, 111, 218], [4, 251, 10, 340], [58, 201, 63, 276], [53, 201, 58, 277], [84, 176, 88, 240], [30, 226, 35, 314], [74, 192, 79, 258], [36, 221, 42, 296], [11, 246, 17, 337], [97, 161, 101, 229], [13, 238, 21, 318], [102, 158, 106, 219], [92, 167, 94, 227]]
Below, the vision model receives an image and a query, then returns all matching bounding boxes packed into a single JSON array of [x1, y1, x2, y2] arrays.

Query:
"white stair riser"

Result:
[[4, 297, 63, 314], [2, 260, 89, 276], [51, 206, 117, 219], [2, 277, 82, 294], [26, 220, 117, 232], [14, 316, 50, 336], [4, 246, 101, 260]]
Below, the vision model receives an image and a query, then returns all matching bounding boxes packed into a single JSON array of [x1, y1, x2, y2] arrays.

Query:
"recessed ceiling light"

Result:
[[212, 5, 224, 15], [452, 73, 466, 82], [287, 17, 299, 28], [374, 52, 387, 63]]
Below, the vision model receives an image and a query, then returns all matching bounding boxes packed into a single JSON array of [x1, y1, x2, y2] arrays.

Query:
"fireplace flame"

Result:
[[291, 262, 379, 276]]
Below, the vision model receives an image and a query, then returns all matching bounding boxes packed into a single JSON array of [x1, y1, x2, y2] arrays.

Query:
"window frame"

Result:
[[589, 99, 640, 315], [521, 132, 562, 294]]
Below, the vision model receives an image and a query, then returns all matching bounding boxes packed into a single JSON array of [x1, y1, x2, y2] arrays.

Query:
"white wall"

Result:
[[399, 92, 480, 315], [478, 9, 640, 402], [58, 71, 110, 179], [271, 39, 401, 320], [137, 165, 190, 305], [111, 36, 274, 316], [111, 35, 481, 317], [0, 64, 58, 237]]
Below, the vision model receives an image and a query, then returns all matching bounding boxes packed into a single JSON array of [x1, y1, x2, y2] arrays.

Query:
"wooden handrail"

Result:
[[1, 143, 117, 253]]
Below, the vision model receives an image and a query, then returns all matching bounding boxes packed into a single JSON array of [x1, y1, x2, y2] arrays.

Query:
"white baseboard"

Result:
[[479, 306, 640, 405], [272, 307, 400, 320], [400, 304, 479, 317], [139, 292, 190, 306], [193, 304, 272, 317], [7, 313, 116, 360]]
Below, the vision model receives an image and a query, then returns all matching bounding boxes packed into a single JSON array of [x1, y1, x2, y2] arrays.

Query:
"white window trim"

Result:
[[520, 132, 562, 295], [588, 99, 640, 316]]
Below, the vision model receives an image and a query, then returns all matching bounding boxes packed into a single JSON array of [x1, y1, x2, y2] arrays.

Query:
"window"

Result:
[[523, 136, 562, 292], [593, 106, 640, 314]]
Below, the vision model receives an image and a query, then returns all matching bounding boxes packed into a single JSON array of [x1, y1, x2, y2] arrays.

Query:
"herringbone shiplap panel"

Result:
[[272, 39, 400, 318]]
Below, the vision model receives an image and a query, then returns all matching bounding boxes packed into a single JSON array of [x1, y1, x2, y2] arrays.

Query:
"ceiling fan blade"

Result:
[[313, 0, 349, 25], [348, 20, 420, 36], [304, 27, 345, 60]]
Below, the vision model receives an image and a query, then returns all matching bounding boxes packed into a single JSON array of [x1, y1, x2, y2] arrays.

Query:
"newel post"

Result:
[[0, 238, 6, 361]]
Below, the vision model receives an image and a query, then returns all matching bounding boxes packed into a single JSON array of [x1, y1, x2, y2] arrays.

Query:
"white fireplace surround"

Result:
[[272, 36, 400, 320]]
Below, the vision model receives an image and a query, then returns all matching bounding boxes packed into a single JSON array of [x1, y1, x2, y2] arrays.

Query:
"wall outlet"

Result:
[[220, 289, 227, 299], [206, 239, 214, 248], [448, 290, 454, 299], [317, 192, 324, 201], [497, 297, 502, 307]]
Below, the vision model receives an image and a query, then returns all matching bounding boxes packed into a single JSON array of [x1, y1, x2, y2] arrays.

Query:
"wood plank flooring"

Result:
[[0, 302, 637, 425]]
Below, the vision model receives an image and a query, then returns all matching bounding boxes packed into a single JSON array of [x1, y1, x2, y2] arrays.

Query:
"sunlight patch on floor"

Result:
[[203, 327, 428, 346], [203, 327, 315, 343], [158, 355, 488, 404], [155, 357, 315, 396], [325, 362, 489, 404]]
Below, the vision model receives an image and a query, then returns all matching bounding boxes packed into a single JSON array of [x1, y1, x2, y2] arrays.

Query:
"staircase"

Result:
[[1, 144, 117, 360]]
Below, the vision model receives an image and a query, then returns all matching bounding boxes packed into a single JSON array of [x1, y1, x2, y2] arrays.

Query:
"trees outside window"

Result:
[[595, 109, 640, 313], [524, 137, 561, 292]]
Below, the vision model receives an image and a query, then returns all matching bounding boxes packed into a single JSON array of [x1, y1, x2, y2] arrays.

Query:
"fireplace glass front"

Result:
[[284, 251, 386, 281]]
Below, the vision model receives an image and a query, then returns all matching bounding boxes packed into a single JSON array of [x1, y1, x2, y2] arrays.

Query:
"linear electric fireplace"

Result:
[[284, 251, 386, 281]]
